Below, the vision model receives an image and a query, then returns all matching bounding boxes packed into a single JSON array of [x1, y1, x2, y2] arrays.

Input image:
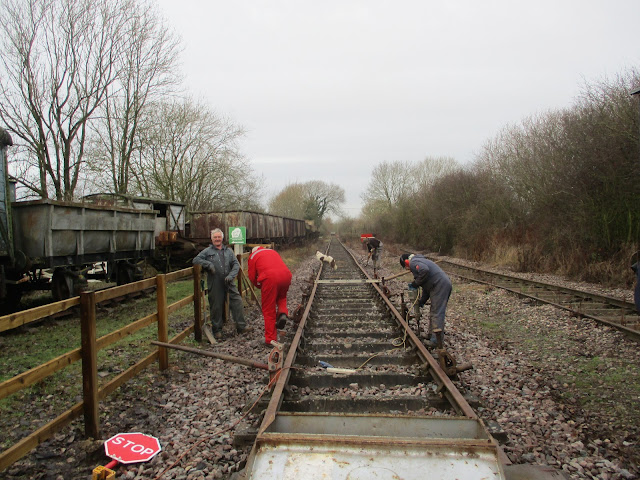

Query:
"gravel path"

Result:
[[3, 241, 639, 479]]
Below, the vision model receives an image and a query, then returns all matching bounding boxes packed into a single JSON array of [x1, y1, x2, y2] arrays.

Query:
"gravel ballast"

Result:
[[2, 241, 639, 479]]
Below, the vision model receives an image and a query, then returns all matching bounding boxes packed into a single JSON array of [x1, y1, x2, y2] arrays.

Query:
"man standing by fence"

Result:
[[193, 228, 251, 340], [248, 246, 292, 346]]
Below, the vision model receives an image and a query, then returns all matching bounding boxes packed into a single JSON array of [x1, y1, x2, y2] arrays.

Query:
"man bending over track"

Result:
[[248, 246, 292, 346], [400, 253, 452, 347]]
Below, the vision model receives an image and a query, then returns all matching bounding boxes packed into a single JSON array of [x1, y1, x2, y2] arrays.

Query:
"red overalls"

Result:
[[248, 247, 292, 344]]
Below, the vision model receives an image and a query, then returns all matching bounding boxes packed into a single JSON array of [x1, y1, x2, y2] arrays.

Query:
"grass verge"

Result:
[[0, 278, 195, 452]]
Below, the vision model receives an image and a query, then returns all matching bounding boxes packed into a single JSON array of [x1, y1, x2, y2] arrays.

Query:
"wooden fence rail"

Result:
[[0, 265, 205, 472]]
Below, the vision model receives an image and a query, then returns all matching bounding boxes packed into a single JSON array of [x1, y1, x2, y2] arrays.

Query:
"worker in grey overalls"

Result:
[[400, 253, 452, 346], [193, 228, 250, 340]]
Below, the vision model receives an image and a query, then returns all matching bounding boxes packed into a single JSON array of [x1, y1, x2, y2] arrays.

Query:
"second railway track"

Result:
[[240, 239, 563, 480], [431, 258, 640, 341]]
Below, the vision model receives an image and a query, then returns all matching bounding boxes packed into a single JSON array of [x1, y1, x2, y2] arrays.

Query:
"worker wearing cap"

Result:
[[248, 246, 292, 345], [400, 253, 452, 346], [364, 236, 383, 270]]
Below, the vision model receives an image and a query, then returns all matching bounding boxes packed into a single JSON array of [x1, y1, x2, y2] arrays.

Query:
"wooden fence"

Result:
[[0, 257, 261, 473]]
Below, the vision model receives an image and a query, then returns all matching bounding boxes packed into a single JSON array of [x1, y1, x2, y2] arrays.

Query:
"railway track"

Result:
[[432, 258, 640, 341], [240, 239, 563, 480]]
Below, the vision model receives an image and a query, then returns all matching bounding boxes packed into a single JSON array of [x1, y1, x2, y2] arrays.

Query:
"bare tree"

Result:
[[86, 0, 182, 195], [414, 156, 459, 190], [360, 160, 415, 210], [0, 0, 132, 200], [130, 98, 263, 212], [268, 183, 307, 218], [304, 180, 345, 222], [361, 157, 458, 219], [268, 180, 345, 224]]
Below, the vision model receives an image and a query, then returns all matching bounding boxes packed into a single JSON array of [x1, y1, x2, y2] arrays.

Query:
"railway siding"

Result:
[[434, 259, 640, 340]]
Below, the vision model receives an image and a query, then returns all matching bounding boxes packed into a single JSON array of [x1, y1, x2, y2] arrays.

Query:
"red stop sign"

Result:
[[104, 432, 161, 464]]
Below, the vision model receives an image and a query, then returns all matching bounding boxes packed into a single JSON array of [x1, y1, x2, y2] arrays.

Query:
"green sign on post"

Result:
[[229, 226, 246, 245]]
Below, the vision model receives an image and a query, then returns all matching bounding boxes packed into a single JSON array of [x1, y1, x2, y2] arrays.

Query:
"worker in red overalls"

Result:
[[248, 246, 292, 345]]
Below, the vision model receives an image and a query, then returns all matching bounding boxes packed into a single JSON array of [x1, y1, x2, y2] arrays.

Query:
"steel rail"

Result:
[[434, 259, 640, 341], [241, 239, 513, 479], [257, 242, 326, 435], [340, 240, 478, 419]]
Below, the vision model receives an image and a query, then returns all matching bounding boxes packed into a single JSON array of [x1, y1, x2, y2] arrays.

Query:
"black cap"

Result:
[[399, 253, 410, 267]]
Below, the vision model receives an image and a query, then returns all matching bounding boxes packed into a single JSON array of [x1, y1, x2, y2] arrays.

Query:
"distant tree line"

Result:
[[268, 181, 345, 227], [0, 0, 262, 212], [352, 68, 640, 285]]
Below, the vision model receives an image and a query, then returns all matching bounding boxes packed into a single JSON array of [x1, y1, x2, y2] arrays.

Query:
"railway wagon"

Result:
[[188, 210, 311, 245], [82, 193, 187, 242], [0, 129, 159, 306], [8, 199, 157, 303]]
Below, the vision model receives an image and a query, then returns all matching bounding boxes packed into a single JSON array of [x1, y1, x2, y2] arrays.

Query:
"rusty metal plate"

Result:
[[246, 414, 505, 479]]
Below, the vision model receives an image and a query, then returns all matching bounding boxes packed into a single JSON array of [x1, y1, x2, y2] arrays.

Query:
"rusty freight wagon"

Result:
[[188, 210, 312, 246]]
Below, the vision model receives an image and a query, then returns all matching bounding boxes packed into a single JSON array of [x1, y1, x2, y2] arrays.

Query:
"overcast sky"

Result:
[[155, 0, 640, 217]]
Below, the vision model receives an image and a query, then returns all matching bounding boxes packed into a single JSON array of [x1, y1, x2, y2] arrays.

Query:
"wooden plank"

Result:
[[167, 295, 194, 315], [203, 325, 217, 345], [96, 313, 158, 350], [165, 267, 193, 283], [0, 349, 82, 401], [94, 277, 156, 303], [171, 325, 195, 345], [240, 269, 259, 304], [0, 321, 197, 473], [80, 291, 99, 439], [0, 401, 84, 472], [98, 351, 158, 400], [156, 274, 169, 370], [0, 297, 80, 333], [193, 265, 202, 342], [0, 297, 172, 402], [99, 325, 193, 400]]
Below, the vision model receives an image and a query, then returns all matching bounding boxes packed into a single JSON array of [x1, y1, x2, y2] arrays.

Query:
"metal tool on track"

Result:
[[432, 329, 472, 377]]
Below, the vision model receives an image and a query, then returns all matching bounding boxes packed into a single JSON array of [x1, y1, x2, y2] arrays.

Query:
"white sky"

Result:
[[155, 0, 640, 217]]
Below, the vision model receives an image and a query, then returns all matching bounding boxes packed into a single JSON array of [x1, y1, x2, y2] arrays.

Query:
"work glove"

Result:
[[408, 282, 417, 290], [224, 276, 234, 286]]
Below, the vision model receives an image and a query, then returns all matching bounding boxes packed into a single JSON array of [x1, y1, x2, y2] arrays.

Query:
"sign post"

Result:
[[229, 226, 247, 283], [228, 226, 246, 247]]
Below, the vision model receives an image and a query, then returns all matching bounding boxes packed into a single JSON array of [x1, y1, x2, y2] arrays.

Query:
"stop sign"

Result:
[[104, 432, 162, 464]]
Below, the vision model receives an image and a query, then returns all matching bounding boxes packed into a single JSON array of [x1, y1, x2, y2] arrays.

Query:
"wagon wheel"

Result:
[[51, 268, 75, 301], [3, 283, 23, 312], [116, 261, 142, 285]]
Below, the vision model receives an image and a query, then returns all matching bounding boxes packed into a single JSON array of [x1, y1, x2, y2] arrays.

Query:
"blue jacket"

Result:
[[408, 254, 451, 304]]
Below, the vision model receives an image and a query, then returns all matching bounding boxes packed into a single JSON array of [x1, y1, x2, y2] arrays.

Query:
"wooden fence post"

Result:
[[236, 254, 243, 297], [156, 274, 169, 370], [80, 291, 99, 438], [193, 265, 203, 342]]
